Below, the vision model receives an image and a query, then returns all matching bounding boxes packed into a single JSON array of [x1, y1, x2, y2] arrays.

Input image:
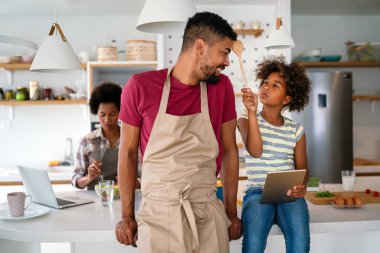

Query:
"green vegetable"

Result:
[[315, 191, 335, 198], [307, 177, 320, 187]]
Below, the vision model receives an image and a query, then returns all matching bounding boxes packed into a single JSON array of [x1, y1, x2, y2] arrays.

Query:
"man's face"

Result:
[[200, 37, 233, 83]]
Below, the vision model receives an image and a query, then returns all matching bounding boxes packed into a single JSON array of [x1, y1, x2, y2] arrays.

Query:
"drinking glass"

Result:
[[98, 180, 114, 206], [341, 170, 355, 192]]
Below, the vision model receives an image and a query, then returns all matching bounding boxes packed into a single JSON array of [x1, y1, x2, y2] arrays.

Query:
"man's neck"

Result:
[[171, 54, 201, 86]]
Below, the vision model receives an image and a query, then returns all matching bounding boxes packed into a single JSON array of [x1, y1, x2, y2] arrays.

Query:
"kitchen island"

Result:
[[0, 177, 379, 253]]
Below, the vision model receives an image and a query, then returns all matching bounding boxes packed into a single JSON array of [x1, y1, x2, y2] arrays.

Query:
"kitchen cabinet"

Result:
[[0, 63, 87, 106], [298, 61, 380, 101], [234, 29, 264, 38], [87, 61, 158, 93], [0, 63, 87, 71], [297, 61, 380, 168], [86, 61, 158, 129], [0, 100, 87, 106]]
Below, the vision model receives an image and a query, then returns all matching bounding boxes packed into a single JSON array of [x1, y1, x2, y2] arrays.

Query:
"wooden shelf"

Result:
[[0, 99, 87, 106], [297, 61, 380, 68], [0, 63, 87, 70], [234, 29, 264, 38], [353, 95, 380, 101]]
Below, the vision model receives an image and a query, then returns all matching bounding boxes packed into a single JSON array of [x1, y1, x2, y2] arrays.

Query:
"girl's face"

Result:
[[258, 72, 291, 108], [97, 102, 119, 132]]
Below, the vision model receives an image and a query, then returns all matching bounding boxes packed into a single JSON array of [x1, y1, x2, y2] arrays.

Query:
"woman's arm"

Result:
[[294, 134, 308, 184], [238, 88, 262, 157], [288, 134, 308, 198]]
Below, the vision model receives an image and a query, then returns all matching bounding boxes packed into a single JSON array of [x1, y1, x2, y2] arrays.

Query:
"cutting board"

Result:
[[305, 192, 380, 205]]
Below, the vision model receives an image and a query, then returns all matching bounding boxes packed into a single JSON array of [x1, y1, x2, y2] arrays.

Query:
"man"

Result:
[[115, 11, 242, 252]]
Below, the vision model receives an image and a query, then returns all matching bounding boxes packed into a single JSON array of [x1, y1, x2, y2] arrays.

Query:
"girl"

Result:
[[238, 56, 311, 253]]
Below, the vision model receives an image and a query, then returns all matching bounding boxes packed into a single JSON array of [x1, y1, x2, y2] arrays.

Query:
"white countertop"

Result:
[[0, 166, 73, 183], [0, 176, 379, 243]]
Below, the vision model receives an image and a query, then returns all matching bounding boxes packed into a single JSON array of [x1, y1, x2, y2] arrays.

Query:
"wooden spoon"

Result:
[[232, 40, 248, 88]]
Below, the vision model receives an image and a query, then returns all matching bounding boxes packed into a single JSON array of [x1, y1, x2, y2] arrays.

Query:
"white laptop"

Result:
[[18, 165, 93, 209]]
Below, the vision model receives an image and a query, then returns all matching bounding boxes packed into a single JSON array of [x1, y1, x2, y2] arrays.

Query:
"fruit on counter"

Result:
[[48, 160, 61, 166], [365, 189, 371, 194], [373, 191, 379, 197]]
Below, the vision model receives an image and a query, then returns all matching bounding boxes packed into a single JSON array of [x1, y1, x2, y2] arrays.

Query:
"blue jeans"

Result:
[[242, 189, 310, 253]]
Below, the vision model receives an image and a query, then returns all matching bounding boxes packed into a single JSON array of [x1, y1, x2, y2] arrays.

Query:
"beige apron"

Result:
[[137, 68, 231, 253]]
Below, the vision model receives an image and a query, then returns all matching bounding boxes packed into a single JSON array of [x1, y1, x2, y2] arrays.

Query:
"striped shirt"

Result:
[[241, 113, 304, 191]]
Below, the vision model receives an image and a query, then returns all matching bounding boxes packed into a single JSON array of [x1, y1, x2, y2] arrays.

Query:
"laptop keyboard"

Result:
[[56, 198, 75, 206]]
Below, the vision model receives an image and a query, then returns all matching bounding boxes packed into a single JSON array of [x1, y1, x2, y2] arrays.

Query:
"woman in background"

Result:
[[72, 82, 122, 190]]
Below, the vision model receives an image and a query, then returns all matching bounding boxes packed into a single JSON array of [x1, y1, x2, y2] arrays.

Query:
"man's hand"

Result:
[[227, 214, 242, 240], [115, 217, 138, 247]]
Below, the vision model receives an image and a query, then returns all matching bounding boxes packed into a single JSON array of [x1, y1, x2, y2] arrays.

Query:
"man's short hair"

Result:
[[181, 11, 237, 51]]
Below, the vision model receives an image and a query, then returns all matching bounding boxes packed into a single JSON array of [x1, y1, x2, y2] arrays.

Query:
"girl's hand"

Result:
[[241, 88, 258, 113], [87, 159, 102, 181], [287, 184, 306, 198]]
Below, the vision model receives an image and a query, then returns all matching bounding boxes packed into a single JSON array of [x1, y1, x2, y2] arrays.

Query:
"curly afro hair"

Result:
[[256, 55, 311, 112], [89, 82, 122, 115], [181, 11, 237, 51]]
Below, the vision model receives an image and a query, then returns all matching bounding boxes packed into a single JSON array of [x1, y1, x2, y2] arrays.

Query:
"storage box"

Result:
[[97, 46, 117, 61], [346, 41, 380, 61], [126, 40, 156, 61]]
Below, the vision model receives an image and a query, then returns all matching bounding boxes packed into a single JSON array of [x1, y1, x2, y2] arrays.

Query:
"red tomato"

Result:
[[373, 191, 379, 197], [365, 189, 371, 194]]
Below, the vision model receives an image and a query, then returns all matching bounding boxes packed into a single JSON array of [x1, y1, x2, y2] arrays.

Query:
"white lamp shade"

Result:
[[264, 25, 295, 50], [30, 32, 81, 72], [136, 0, 197, 34]]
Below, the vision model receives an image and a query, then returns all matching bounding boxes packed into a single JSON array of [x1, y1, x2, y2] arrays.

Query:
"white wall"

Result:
[[0, 3, 291, 167], [0, 15, 155, 167], [292, 15, 380, 161]]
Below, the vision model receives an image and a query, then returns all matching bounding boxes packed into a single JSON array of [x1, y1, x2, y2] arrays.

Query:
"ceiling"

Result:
[[0, 0, 379, 17]]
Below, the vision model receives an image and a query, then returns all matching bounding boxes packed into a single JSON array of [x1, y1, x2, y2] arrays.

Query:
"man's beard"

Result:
[[204, 73, 220, 84], [201, 63, 225, 84]]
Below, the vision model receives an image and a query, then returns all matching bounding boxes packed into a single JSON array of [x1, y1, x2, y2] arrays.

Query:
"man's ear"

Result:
[[194, 39, 206, 56]]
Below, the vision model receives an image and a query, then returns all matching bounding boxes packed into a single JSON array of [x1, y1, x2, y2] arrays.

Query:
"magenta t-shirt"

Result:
[[119, 69, 237, 175]]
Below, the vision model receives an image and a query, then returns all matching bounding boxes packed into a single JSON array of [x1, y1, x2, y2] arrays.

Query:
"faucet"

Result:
[[64, 137, 74, 166]]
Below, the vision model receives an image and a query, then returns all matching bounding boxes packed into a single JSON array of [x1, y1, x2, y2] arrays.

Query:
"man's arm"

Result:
[[115, 122, 140, 247], [220, 118, 242, 240]]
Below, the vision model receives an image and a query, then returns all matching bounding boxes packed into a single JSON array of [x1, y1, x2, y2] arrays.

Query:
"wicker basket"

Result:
[[126, 40, 156, 61], [97, 46, 117, 61]]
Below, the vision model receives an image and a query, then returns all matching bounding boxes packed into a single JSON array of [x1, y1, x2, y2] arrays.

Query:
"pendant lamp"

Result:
[[30, 0, 80, 72], [264, 0, 295, 50], [136, 0, 197, 34]]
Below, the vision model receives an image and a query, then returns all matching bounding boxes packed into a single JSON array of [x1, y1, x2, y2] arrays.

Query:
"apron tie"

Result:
[[179, 184, 200, 252]]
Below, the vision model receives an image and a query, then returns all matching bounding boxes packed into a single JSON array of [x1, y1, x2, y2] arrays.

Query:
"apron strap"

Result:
[[158, 67, 209, 114], [142, 184, 216, 252], [179, 184, 200, 251]]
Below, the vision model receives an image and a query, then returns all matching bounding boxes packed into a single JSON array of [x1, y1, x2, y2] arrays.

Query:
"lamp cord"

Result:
[[277, 0, 280, 18], [54, 0, 57, 23]]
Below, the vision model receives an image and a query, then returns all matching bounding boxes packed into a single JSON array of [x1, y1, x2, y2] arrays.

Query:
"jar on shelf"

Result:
[[29, 81, 40, 100], [0, 88, 4, 100], [42, 87, 53, 100], [16, 87, 28, 101], [5, 89, 14, 100]]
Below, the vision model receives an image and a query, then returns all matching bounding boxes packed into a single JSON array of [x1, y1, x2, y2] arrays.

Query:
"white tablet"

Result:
[[260, 169, 307, 204]]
